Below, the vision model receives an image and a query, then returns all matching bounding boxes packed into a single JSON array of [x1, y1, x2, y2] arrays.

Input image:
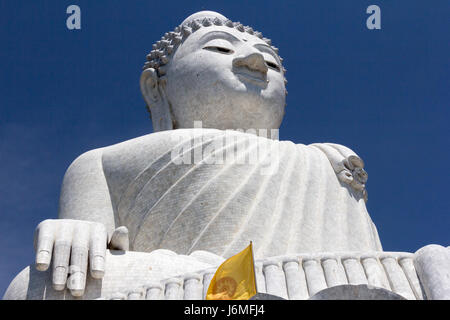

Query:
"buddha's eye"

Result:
[[266, 61, 280, 72], [203, 46, 234, 54]]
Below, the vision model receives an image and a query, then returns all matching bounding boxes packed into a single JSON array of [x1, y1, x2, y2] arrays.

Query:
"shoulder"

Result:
[[307, 142, 368, 201], [309, 142, 360, 159], [62, 147, 106, 183], [102, 128, 226, 161]]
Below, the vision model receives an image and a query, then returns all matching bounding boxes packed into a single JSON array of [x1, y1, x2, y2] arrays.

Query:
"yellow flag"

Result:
[[206, 243, 257, 300]]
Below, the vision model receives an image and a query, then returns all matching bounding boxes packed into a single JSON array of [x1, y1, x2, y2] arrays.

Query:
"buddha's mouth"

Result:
[[233, 66, 268, 88]]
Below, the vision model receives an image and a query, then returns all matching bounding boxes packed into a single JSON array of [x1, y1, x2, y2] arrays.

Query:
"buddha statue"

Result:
[[4, 11, 391, 300]]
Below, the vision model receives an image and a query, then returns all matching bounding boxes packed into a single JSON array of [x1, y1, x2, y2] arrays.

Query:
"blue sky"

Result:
[[0, 1, 448, 296]]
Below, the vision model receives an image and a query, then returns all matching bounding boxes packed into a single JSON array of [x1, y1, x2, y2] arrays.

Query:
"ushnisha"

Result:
[[5, 11, 378, 300]]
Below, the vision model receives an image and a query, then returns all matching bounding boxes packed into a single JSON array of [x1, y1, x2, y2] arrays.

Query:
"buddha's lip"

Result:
[[233, 67, 268, 87]]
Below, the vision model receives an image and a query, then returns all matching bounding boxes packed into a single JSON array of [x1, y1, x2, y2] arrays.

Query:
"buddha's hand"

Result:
[[34, 219, 129, 296], [310, 143, 368, 201]]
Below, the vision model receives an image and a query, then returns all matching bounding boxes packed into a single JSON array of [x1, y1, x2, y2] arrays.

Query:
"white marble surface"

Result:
[[414, 244, 450, 300], [4, 250, 425, 300], [4, 249, 219, 300]]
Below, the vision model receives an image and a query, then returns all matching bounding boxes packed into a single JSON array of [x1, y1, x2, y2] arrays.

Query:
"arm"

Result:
[[58, 148, 115, 234], [34, 148, 128, 297]]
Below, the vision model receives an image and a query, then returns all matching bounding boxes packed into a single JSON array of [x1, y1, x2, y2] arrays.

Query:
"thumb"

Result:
[[108, 226, 129, 251]]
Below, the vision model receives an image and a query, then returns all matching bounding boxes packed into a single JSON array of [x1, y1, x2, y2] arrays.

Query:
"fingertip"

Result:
[[70, 289, 85, 297], [36, 251, 51, 271], [349, 155, 364, 168], [35, 263, 49, 272], [90, 269, 105, 279], [52, 266, 68, 291], [90, 256, 105, 279], [52, 283, 66, 291], [67, 272, 86, 296], [114, 226, 129, 234]]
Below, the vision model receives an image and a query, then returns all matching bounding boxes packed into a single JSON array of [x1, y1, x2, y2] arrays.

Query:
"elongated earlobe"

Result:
[[140, 68, 173, 131], [140, 68, 159, 104]]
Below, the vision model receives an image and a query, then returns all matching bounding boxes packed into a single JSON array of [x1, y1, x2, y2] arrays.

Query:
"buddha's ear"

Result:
[[140, 68, 161, 106], [140, 68, 173, 131]]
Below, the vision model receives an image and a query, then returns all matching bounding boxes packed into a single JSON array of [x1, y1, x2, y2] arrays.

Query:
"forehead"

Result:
[[194, 26, 267, 44]]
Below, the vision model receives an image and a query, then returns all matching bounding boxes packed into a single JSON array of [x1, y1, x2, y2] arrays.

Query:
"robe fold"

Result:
[[103, 129, 382, 259]]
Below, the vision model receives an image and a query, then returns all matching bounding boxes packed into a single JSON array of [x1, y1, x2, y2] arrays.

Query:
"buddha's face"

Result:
[[165, 26, 286, 130]]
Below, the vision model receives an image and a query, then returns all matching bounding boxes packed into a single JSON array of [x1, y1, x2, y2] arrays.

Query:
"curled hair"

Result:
[[143, 17, 287, 84]]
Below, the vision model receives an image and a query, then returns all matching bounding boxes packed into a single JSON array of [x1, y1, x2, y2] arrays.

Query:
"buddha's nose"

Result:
[[233, 52, 268, 75]]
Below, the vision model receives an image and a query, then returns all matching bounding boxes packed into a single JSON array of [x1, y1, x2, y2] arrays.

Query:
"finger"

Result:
[[350, 167, 368, 191], [351, 180, 365, 191], [354, 167, 368, 184], [109, 226, 129, 251], [337, 170, 353, 184], [89, 223, 107, 279], [67, 224, 89, 296], [52, 222, 73, 291], [348, 155, 364, 169], [35, 220, 55, 271]]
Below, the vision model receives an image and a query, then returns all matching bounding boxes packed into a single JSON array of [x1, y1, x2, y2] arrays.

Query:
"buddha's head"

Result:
[[140, 11, 287, 132]]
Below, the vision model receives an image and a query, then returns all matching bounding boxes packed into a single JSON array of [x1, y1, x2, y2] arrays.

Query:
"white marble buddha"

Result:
[[4, 11, 382, 299]]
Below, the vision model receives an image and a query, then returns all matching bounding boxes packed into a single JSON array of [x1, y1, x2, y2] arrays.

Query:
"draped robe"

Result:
[[102, 129, 382, 259]]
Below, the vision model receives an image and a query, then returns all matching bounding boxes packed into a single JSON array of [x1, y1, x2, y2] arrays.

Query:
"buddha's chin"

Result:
[[234, 94, 283, 123], [207, 109, 282, 131], [227, 81, 283, 111]]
